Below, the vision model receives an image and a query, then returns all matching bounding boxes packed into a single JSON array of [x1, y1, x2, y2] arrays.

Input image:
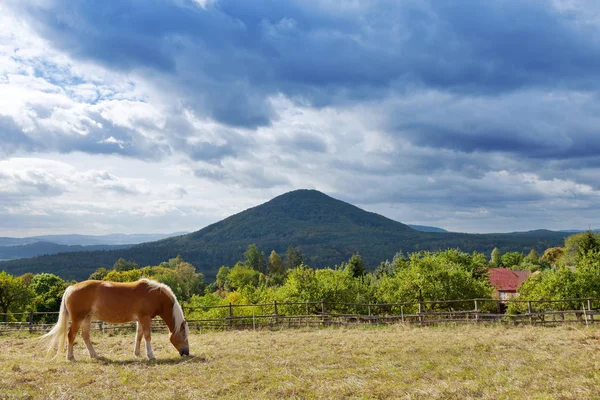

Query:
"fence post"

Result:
[[321, 299, 326, 326], [474, 300, 479, 323], [588, 299, 594, 323], [306, 301, 309, 327], [418, 302, 424, 326], [273, 300, 279, 325], [228, 302, 233, 329], [528, 301, 533, 325], [28, 310, 34, 334]]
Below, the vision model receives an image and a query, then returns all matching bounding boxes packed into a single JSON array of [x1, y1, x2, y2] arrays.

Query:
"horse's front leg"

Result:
[[140, 317, 155, 360], [81, 316, 98, 359], [134, 321, 143, 357]]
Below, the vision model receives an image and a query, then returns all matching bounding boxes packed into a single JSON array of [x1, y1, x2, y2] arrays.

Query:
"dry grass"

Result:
[[1, 324, 600, 399]]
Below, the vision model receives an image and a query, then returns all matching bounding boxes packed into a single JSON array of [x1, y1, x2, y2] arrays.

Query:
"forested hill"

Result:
[[408, 225, 448, 233], [0, 189, 568, 281]]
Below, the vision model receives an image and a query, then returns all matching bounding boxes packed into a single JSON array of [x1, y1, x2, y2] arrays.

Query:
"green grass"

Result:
[[1, 325, 600, 399]]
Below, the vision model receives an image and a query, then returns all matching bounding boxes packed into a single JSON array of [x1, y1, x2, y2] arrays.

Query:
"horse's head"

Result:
[[170, 319, 189, 356]]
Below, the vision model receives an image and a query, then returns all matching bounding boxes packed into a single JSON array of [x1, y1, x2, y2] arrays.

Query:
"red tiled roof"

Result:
[[512, 270, 532, 286], [488, 268, 527, 291]]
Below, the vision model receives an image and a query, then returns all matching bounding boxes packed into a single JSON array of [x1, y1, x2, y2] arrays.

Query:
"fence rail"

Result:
[[2, 297, 599, 333]]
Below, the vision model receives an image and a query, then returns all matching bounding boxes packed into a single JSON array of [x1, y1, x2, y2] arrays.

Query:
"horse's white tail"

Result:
[[40, 285, 74, 358]]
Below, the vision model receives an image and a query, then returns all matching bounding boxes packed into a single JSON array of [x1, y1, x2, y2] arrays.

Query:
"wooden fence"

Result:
[[1, 297, 599, 334]]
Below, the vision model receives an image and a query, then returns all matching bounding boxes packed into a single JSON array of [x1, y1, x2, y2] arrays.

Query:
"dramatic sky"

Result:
[[1, 0, 600, 236]]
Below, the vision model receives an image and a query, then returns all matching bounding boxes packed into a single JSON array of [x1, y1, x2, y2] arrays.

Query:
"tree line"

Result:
[[1, 232, 599, 322]]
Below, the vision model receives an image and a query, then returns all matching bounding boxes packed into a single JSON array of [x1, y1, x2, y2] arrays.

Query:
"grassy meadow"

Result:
[[1, 325, 600, 399]]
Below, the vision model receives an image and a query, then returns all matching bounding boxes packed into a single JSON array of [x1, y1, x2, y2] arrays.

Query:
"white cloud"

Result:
[[1, 1, 600, 237]]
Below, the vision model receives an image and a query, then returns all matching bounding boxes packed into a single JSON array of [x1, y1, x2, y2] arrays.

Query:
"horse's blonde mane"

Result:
[[141, 278, 188, 337]]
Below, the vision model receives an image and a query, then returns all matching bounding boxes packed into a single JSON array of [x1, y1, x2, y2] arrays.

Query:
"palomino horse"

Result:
[[42, 278, 189, 361]]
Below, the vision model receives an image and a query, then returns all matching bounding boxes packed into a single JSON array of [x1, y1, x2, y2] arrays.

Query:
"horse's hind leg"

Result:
[[134, 321, 143, 357], [67, 317, 83, 361], [82, 316, 98, 359]]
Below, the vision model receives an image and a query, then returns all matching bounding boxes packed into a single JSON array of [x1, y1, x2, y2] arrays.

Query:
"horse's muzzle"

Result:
[[180, 348, 190, 356]]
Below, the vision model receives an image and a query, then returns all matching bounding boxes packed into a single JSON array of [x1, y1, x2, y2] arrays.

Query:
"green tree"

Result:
[[375, 251, 409, 278], [345, 253, 366, 278], [104, 269, 142, 282], [216, 266, 231, 291], [576, 231, 600, 260], [285, 245, 304, 269], [509, 265, 600, 314], [501, 252, 524, 268], [275, 265, 319, 305], [267, 250, 286, 286], [542, 247, 564, 267], [490, 248, 502, 267], [392, 251, 409, 270], [267, 250, 285, 275], [89, 267, 110, 280], [524, 249, 540, 264], [30, 273, 69, 322], [576, 248, 600, 271], [244, 244, 265, 273], [173, 261, 205, 300], [113, 258, 139, 272], [228, 263, 260, 291], [374, 260, 395, 278], [0, 271, 34, 322], [167, 255, 185, 268], [561, 231, 600, 266], [275, 265, 373, 314], [20, 273, 34, 286], [375, 251, 493, 312]]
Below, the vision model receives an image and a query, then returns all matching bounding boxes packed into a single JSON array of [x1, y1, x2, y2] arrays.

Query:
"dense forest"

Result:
[[1, 231, 599, 323], [0, 190, 568, 281]]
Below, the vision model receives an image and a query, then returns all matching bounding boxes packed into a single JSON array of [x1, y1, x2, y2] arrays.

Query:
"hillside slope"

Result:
[[0, 190, 567, 280]]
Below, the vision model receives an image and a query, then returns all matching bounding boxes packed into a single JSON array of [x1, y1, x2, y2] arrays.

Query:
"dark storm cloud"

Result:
[[5, 0, 600, 234], [382, 87, 600, 163], [417, 1, 600, 92], [11, 0, 600, 129]]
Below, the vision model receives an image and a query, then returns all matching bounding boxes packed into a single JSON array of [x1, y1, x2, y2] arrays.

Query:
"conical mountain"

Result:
[[0, 189, 567, 280]]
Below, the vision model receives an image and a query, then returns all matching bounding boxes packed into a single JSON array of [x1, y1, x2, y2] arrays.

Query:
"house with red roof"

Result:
[[488, 268, 531, 300]]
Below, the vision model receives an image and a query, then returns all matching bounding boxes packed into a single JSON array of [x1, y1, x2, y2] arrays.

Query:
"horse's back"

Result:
[[66, 280, 160, 323]]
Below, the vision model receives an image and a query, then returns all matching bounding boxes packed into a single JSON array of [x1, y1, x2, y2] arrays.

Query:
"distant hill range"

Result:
[[558, 229, 600, 233], [0, 190, 568, 281], [407, 225, 448, 233], [0, 242, 130, 262], [0, 232, 188, 247], [0, 233, 187, 262]]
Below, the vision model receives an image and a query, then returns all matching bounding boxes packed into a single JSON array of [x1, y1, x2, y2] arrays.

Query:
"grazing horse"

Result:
[[42, 278, 189, 361]]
